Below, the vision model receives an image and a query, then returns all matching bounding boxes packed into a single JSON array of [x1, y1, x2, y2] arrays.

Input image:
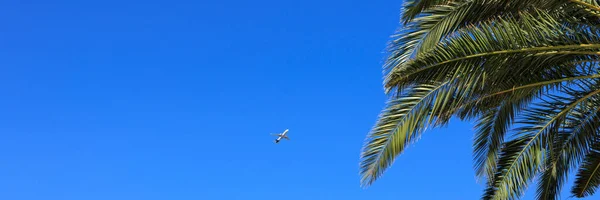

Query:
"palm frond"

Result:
[[469, 61, 595, 183], [364, 0, 600, 198], [384, 1, 569, 95], [400, 0, 452, 24], [360, 80, 454, 187], [473, 98, 526, 182], [535, 151, 570, 200], [572, 140, 600, 197], [535, 125, 571, 200], [535, 79, 600, 200], [385, 10, 575, 91], [483, 86, 600, 200]]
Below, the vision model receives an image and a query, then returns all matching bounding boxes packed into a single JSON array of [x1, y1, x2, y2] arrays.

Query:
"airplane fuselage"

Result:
[[274, 129, 289, 143]]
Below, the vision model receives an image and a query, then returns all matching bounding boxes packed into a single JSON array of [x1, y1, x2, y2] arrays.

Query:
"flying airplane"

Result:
[[271, 129, 289, 144]]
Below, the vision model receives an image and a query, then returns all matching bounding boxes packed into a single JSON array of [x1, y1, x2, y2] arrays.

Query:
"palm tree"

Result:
[[359, 0, 600, 199]]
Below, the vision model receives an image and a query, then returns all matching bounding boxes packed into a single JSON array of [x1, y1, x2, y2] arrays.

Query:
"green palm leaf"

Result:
[[483, 84, 600, 199], [384, 0, 568, 93], [473, 98, 526, 182], [362, 0, 600, 198], [385, 10, 570, 91], [572, 142, 600, 197], [359, 80, 453, 186], [536, 79, 600, 200]]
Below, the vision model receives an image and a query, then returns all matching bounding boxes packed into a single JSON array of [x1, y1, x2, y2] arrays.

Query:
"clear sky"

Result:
[[0, 0, 595, 200]]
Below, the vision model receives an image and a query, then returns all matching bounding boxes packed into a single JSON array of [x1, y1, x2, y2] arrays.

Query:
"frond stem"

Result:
[[481, 74, 600, 102], [441, 74, 600, 117], [569, 0, 600, 13], [388, 44, 600, 88]]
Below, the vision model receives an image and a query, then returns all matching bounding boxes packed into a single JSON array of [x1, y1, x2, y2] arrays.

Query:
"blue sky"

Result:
[[0, 0, 595, 200]]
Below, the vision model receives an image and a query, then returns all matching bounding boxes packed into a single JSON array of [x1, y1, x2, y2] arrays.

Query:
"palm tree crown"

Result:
[[359, 0, 600, 199]]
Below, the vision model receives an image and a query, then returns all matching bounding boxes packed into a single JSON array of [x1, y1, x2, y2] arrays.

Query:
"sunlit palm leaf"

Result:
[[362, 0, 600, 199], [536, 78, 600, 200], [483, 85, 600, 200], [473, 98, 526, 182], [400, 0, 452, 24], [385, 10, 571, 91], [384, 0, 568, 94], [360, 80, 454, 186]]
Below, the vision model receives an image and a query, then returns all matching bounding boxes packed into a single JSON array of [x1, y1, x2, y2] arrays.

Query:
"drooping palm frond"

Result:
[[468, 62, 600, 187], [466, 59, 594, 184], [361, 8, 600, 188], [483, 86, 600, 200], [481, 97, 563, 200], [360, 80, 451, 186], [473, 97, 526, 183], [413, 0, 565, 55], [536, 77, 600, 200], [362, 0, 600, 198], [536, 146, 570, 200], [386, 2, 600, 93], [384, 0, 568, 94], [452, 61, 600, 122], [572, 140, 600, 197], [384, 10, 573, 92]]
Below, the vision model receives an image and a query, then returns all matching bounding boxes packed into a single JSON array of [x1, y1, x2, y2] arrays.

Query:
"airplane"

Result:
[[271, 129, 289, 144]]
